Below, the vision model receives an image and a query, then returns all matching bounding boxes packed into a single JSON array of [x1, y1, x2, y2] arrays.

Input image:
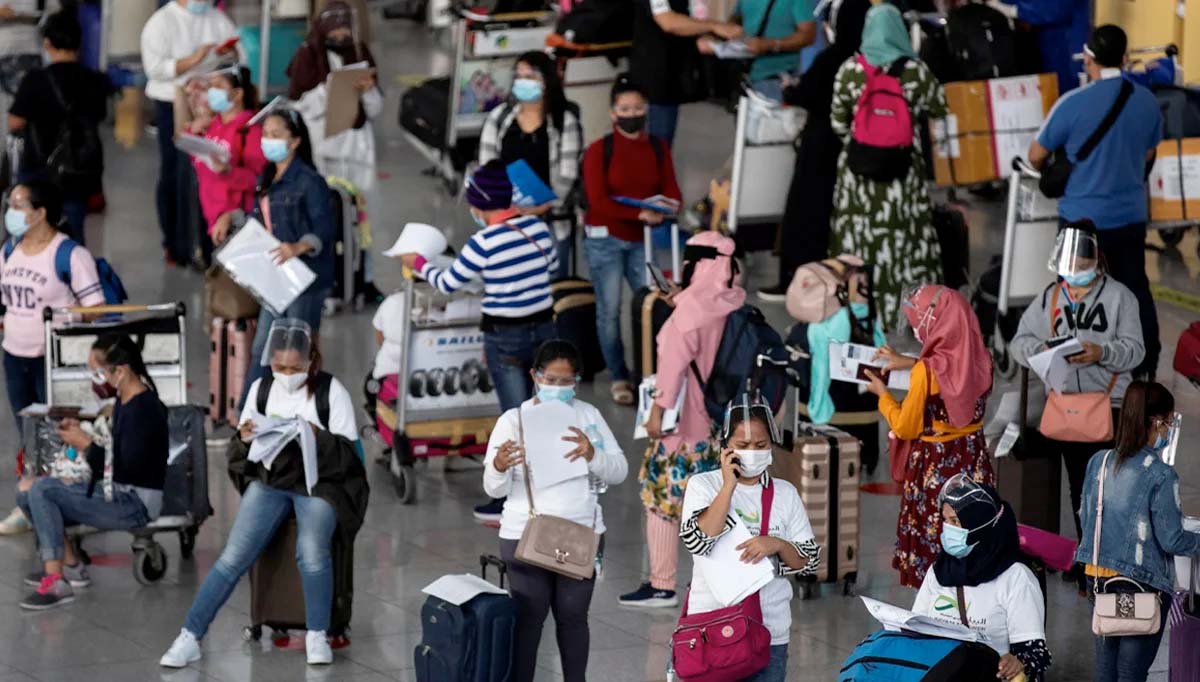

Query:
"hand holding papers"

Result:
[[614, 195, 682, 215], [1028, 337, 1083, 394], [175, 133, 230, 170], [244, 411, 319, 493], [860, 596, 982, 642], [711, 39, 755, 60], [634, 375, 683, 440], [829, 343, 912, 390], [215, 218, 317, 315], [694, 517, 775, 607], [520, 401, 588, 490]]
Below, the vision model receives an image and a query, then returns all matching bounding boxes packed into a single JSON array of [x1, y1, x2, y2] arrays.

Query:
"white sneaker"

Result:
[[0, 507, 30, 535], [160, 629, 202, 668], [306, 630, 333, 665]]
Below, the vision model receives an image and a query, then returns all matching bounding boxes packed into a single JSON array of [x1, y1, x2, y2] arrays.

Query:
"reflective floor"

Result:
[[0, 11, 1197, 682]]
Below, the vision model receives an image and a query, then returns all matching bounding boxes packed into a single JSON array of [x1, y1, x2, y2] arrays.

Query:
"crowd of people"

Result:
[[0, 0, 1194, 680]]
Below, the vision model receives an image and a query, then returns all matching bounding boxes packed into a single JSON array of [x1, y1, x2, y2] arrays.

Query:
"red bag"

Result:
[[1174, 321, 1200, 385], [887, 431, 914, 484], [672, 483, 775, 681]]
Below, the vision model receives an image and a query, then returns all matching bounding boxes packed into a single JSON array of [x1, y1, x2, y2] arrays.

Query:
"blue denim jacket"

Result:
[[253, 160, 335, 289], [1075, 446, 1200, 593]]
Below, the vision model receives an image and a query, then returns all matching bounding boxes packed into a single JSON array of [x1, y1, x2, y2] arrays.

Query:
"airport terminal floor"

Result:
[[0, 13, 1199, 682]]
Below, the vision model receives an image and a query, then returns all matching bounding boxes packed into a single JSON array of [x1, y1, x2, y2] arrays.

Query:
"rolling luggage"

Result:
[[399, 77, 477, 171], [1170, 556, 1200, 682], [994, 368, 1061, 534], [328, 184, 371, 312], [415, 554, 516, 682], [840, 630, 1000, 682], [161, 405, 212, 554], [932, 204, 969, 291], [773, 421, 859, 598], [631, 286, 673, 382], [550, 278, 605, 381], [209, 317, 257, 427], [945, 3, 1017, 81], [247, 518, 354, 641]]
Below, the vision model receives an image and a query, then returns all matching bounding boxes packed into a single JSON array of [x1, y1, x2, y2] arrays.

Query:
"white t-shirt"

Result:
[[139, 1, 239, 102], [371, 293, 406, 379], [681, 471, 815, 646], [240, 375, 358, 442], [911, 563, 1046, 655]]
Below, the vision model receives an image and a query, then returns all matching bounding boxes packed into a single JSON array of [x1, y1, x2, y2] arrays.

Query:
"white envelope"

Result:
[[215, 218, 317, 316], [694, 517, 775, 607], [520, 400, 588, 490]]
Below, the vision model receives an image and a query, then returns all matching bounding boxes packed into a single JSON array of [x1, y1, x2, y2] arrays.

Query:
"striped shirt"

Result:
[[419, 211, 558, 321]]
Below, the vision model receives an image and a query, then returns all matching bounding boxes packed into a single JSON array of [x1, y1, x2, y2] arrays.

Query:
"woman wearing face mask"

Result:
[[482, 339, 627, 682], [679, 401, 820, 680], [863, 283, 994, 588], [0, 181, 106, 536], [191, 66, 266, 247], [1075, 382, 1196, 682], [162, 319, 367, 669], [479, 51, 583, 275], [1010, 219, 1145, 580], [581, 75, 681, 407], [17, 335, 169, 610], [912, 476, 1051, 682], [238, 109, 335, 409]]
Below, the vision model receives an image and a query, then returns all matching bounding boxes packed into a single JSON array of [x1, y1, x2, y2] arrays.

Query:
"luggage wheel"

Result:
[[993, 346, 1017, 380], [842, 577, 856, 597], [1160, 227, 1187, 247], [390, 436, 417, 504], [132, 540, 169, 585], [243, 625, 263, 642], [179, 525, 198, 560], [798, 579, 816, 600]]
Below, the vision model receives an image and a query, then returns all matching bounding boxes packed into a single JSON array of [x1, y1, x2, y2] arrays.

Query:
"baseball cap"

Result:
[[1084, 25, 1127, 68]]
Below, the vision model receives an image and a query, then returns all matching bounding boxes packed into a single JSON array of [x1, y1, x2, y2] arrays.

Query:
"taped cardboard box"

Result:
[[931, 73, 1059, 186], [1148, 137, 1200, 222]]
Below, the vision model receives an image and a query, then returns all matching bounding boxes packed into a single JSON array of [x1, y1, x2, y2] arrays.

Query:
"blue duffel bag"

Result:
[[840, 630, 999, 682]]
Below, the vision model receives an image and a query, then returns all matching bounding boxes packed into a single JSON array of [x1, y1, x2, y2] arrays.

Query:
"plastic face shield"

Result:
[[901, 283, 945, 342], [1157, 411, 1183, 465], [261, 318, 313, 369], [721, 395, 782, 447], [937, 473, 1003, 532], [1048, 228, 1099, 278]]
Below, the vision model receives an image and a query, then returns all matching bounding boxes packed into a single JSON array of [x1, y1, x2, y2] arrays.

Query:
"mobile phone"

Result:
[[217, 36, 240, 52], [647, 263, 670, 293], [1045, 336, 1073, 349], [47, 406, 81, 420], [856, 364, 889, 384]]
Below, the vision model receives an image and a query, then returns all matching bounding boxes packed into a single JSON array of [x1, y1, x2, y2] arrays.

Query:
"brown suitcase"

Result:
[[247, 518, 354, 641], [772, 420, 859, 598], [208, 316, 228, 425]]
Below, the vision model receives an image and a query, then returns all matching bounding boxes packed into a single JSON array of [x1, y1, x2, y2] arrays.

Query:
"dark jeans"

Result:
[[1096, 222, 1159, 378], [482, 320, 556, 412], [154, 100, 187, 264], [744, 644, 788, 682], [499, 537, 599, 682], [647, 103, 679, 147], [61, 199, 87, 246], [4, 351, 45, 435], [1093, 587, 1170, 682], [1044, 408, 1118, 542]]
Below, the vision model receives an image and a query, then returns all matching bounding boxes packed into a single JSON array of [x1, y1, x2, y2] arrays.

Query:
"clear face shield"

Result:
[[937, 473, 1003, 533], [900, 283, 946, 344], [720, 394, 782, 447], [1048, 228, 1099, 279], [1156, 411, 1183, 465], [260, 318, 313, 370]]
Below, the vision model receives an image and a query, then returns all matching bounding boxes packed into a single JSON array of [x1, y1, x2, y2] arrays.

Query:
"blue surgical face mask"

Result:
[[1063, 269, 1097, 287], [511, 78, 544, 103], [261, 138, 290, 163], [536, 383, 576, 403], [186, 0, 210, 14], [471, 210, 488, 229], [940, 523, 975, 559], [5, 208, 30, 238], [1154, 435, 1169, 450], [207, 87, 232, 113]]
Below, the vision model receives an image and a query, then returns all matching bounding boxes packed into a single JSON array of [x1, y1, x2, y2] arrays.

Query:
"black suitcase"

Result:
[[415, 555, 516, 682], [631, 286, 673, 383], [327, 184, 373, 311], [946, 3, 1017, 81], [399, 78, 478, 172], [933, 204, 969, 291], [383, 0, 427, 20], [551, 277, 605, 381], [556, 0, 632, 44], [161, 405, 212, 556]]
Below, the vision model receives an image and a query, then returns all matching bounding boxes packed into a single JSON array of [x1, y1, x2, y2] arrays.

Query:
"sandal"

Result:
[[611, 380, 635, 406]]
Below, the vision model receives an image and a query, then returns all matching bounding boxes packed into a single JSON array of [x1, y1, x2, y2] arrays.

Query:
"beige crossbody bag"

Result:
[[1091, 450, 1162, 636], [513, 408, 600, 580]]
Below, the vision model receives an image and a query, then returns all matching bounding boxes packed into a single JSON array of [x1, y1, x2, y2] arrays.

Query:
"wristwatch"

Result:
[[772, 39, 781, 53]]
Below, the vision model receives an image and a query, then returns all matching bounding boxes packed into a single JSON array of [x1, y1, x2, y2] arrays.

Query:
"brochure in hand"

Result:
[[507, 160, 557, 208], [613, 195, 681, 215]]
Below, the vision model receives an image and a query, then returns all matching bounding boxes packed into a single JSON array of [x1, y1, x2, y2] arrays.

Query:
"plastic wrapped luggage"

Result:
[[327, 184, 371, 312], [209, 317, 257, 427], [550, 277, 605, 381], [840, 630, 1000, 681], [415, 555, 516, 682], [160, 405, 212, 555]]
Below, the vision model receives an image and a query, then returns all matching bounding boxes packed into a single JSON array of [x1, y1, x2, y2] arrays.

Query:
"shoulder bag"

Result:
[[672, 482, 774, 682], [1091, 450, 1163, 637], [513, 407, 600, 580], [1037, 287, 1118, 443], [1040, 78, 1134, 198]]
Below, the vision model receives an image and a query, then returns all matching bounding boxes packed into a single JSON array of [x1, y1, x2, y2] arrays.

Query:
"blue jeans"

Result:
[[750, 78, 784, 102], [1093, 597, 1170, 682], [582, 236, 646, 382], [647, 104, 679, 147], [16, 479, 149, 562], [184, 481, 336, 638], [240, 287, 330, 409], [61, 199, 87, 246], [744, 644, 788, 682], [482, 320, 556, 412], [4, 351, 45, 435]]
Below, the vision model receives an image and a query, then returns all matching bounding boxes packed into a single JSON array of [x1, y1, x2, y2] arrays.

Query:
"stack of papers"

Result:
[[520, 401, 588, 490], [507, 160, 557, 208], [245, 412, 318, 493], [175, 133, 230, 170], [634, 375, 683, 440], [422, 574, 508, 605], [860, 596, 982, 642], [1027, 338, 1083, 394], [215, 219, 317, 315], [829, 343, 912, 390], [614, 195, 681, 215], [712, 39, 754, 60], [694, 518, 775, 607]]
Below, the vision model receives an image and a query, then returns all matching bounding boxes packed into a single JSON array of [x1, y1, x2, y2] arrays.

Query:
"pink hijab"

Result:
[[670, 231, 746, 333], [903, 284, 992, 428]]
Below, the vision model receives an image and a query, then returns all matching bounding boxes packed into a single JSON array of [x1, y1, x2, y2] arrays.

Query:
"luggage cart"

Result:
[[728, 86, 802, 253], [402, 4, 556, 195], [372, 272, 500, 504]]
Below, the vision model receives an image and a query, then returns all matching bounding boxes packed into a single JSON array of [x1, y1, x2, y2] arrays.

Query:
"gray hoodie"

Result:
[[1010, 275, 1145, 404]]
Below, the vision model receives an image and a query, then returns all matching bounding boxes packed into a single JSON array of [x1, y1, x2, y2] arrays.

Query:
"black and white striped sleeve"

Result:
[[679, 507, 735, 557], [1010, 639, 1051, 682], [777, 539, 822, 577]]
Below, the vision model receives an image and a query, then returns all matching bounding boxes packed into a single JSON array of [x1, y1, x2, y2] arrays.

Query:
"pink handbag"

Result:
[[672, 483, 775, 682], [1037, 287, 1117, 443]]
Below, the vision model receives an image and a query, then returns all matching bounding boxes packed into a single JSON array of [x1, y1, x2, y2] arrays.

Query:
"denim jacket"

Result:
[[253, 160, 335, 289], [1075, 446, 1200, 593]]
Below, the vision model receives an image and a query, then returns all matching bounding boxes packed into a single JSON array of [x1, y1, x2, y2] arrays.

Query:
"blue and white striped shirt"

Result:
[[419, 213, 558, 320]]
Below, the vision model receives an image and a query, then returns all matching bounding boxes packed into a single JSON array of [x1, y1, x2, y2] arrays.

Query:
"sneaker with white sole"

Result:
[[473, 498, 506, 523], [618, 582, 678, 608], [19, 575, 74, 610], [0, 507, 31, 535], [160, 629, 202, 668], [25, 562, 90, 588], [306, 630, 333, 665]]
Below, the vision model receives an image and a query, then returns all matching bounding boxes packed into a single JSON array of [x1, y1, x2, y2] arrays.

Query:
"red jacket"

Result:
[[582, 130, 681, 243], [193, 110, 267, 233]]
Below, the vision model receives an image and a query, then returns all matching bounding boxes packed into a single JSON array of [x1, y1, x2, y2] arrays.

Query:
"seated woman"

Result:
[[679, 398, 821, 680], [18, 335, 169, 610], [161, 319, 367, 669], [912, 475, 1051, 682]]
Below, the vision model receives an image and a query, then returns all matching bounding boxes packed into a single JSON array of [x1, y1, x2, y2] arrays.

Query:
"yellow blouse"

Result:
[[878, 361, 982, 442]]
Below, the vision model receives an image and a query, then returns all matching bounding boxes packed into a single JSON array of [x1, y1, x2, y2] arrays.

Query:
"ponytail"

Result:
[[93, 334, 158, 394]]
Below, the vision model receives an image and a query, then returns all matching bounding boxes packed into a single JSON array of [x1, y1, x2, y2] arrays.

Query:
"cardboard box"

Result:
[[1148, 137, 1200, 222], [932, 73, 1059, 186]]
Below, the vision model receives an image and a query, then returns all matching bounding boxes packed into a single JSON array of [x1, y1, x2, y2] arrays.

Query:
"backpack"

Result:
[[689, 305, 789, 422], [945, 2, 1017, 81], [555, 0, 633, 45], [577, 133, 666, 212], [785, 255, 875, 337], [2, 237, 127, 305], [846, 56, 913, 183], [43, 71, 104, 181], [840, 630, 1000, 682]]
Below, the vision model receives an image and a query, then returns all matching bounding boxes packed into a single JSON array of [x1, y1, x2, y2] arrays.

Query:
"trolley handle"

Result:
[[1129, 44, 1178, 58], [42, 302, 186, 321], [453, 3, 555, 23], [1011, 156, 1041, 180]]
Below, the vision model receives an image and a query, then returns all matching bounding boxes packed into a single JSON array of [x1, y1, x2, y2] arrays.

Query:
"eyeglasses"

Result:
[[535, 372, 578, 387]]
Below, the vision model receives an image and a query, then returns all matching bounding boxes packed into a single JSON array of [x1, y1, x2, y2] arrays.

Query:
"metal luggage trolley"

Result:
[[402, 4, 556, 195], [728, 86, 803, 253], [375, 273, 500, 504], [37, 302, 212, 584]]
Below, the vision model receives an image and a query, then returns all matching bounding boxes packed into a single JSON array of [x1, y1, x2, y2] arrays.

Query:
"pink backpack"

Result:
[[846, 55, 913, 182]]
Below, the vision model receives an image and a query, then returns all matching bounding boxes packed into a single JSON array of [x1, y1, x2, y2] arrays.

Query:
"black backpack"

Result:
[[946, 3, 1017, 81], [689, 305, 789, 422], [43, 71, 103, 181], [256, 371, 335, 431], [555, 0, 633, 45]]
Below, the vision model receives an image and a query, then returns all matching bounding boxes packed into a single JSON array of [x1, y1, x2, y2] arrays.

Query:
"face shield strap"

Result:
[[1158, 412, 1183, 465], [906, 285, 946, 341], [261, 318, 313, 368]]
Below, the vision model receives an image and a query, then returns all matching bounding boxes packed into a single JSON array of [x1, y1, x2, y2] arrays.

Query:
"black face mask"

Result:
[[324, 35, 352, 50], [616, 115, 646, 135]]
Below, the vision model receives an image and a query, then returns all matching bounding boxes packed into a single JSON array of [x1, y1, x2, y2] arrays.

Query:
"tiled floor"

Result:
[[0, 11, 1197, 682]]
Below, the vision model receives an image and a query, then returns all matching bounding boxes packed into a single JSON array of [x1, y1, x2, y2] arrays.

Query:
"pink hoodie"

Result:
[[193, 109, 267, 233], [654, 231, 746, 451]]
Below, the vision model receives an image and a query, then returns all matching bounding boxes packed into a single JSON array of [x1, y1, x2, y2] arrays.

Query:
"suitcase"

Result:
[[210, 317, 257, 427], [995, 368, 1062, 534], [840, 630, 1000, 682], [631, 286, 673, 382], [399, 77, 478, 172], [945, 3, 1017, 81], [1173, 321, 1200, 386], [328, 184, 370, 312], [773, 420, 859, 598], [208, 318, 229, 425], [247, 517, 354, 641], [1170, 556, 1200, 682], [550, 277, 605, 381], [933, 204, 969, 291], [415, 554, 516, 682], [161, 405, 212, 555]]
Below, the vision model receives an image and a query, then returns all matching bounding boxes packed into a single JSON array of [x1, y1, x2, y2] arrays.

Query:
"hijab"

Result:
[[859, 3, 916, 68], [670, 231, 745, 334], [933, 484, 1022, 588], [286, 0, 378, 121], [903, 284, 992, 428]]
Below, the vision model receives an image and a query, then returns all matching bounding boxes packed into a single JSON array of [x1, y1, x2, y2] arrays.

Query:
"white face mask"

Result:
[[734, 449, 773, 478], [273, 372, 307, 394]]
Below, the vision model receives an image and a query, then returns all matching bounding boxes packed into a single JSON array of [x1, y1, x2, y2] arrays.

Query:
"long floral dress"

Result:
[[829, 56, 948, 329], [639, 438, 720, 521]]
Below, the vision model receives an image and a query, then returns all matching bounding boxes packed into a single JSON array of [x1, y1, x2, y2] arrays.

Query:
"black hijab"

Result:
[[782, 0, 870, 116], [932, 483, 1023, 587]]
